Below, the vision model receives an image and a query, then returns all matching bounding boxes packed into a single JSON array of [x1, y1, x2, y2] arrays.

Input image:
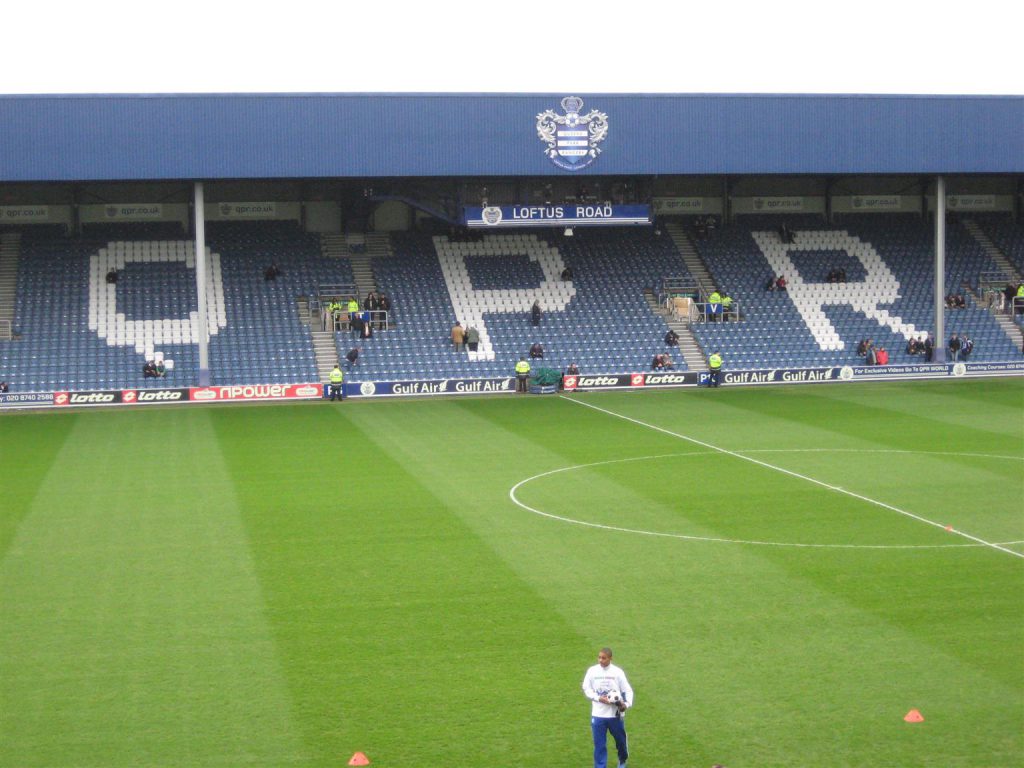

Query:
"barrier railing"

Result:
[[694, 301, 741, 323], [978, 272, 1022, 313], [310, 301, 390, 333], [658, 276, 700, 306]]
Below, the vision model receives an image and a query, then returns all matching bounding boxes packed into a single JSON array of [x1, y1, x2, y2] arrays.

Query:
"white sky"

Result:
[[2, 0, 1020, 96]]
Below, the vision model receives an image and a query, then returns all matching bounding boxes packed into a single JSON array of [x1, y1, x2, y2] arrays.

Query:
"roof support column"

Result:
[[932, 175, 946, 363], [194, 181, 211, 385]]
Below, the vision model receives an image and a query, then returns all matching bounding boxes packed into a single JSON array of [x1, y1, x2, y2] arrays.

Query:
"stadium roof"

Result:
[[1, 93, 1021, 182]]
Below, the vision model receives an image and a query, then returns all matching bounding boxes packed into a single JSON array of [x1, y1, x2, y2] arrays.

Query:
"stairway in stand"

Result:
[[643, 289, 707, 371], [363, 233, 394, 328], [0, 232, 21, 340], [349, 253, 377, 300], [663, 220, 715, 293], [296, 295, 340, 382], [962, 219, 1023, 285], [962, 219, 1024, 352]]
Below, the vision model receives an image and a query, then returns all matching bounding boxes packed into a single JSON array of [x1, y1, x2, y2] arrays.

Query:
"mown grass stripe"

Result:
[[561, 394, 1024, 559], [0, 409, 307, 767]]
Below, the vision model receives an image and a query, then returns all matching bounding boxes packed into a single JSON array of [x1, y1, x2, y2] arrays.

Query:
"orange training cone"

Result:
[[904, 709, 924, 723], [348, 752, 371, 766]]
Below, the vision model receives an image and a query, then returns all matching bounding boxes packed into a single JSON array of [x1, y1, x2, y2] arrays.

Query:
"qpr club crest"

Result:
[[536, 96, 608, 171]]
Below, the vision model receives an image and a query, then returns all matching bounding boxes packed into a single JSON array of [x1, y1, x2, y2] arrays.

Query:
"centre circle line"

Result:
[[510, 447, 1024, 551], [558, 395, 1024, 560]]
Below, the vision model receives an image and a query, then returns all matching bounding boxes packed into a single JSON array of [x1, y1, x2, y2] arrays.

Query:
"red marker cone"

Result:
[[348, 752, 371, 766], [904, 709, 924, 723]]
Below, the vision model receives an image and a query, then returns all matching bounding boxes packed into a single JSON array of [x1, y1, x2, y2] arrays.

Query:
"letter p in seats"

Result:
[[435, 235, 576, 361]]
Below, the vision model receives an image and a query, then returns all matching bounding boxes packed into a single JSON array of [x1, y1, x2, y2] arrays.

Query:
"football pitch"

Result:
[[1, 379, 1022, 768]]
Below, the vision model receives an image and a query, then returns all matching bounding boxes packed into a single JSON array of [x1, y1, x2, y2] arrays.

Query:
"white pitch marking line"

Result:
[[559, 395, 1024, 560], [509, 452, 1024, 550], [509, 454, 1023, 549]]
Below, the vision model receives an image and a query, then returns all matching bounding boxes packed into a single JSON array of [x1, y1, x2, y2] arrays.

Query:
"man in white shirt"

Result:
[[582, 647, 633, 768]]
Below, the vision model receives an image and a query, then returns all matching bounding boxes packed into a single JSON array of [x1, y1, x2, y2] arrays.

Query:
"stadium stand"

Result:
[[688, 214, 1020, 369], [353, 228, 687, 380], [0, 221, 352, 391], [203, 221, 352, 385], [3, 214, 1022, 393]]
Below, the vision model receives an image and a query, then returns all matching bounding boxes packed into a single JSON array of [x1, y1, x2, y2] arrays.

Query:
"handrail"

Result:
[[316, 283, 359, 302], [312, 306, 390, 332], [658, 276, 700, 306], [978, 270, 1011, 294]]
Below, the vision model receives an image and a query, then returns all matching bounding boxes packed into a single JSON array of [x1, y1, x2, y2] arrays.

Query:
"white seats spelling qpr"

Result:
[[87, 240, 227, 360]]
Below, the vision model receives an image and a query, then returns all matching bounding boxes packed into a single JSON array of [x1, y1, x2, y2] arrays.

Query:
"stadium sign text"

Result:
[[643, 372, 696, 386], [652, 197, 705, 214], [465, 205, 650, 228], [54, 390, 122, 406], [0, 205, 50, 221], [946, 195, 995, 211], [4, 364, 1023, 411], [121, 389, 189, 404], [851, 195, 902, 210], [190, 383, 321, 402], [103, 204, 164, 220], [214, 202, 279, 219], [0, 391, 53, 407], [337, 377, 516, 398], [563, 374, 632, 391]]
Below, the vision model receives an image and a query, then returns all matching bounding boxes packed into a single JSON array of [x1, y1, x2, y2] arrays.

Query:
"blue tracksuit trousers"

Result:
[[591, 715, 628, 768]]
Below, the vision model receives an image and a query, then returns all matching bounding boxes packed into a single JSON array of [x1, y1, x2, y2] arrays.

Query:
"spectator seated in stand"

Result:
[[865, 342, 877, 366], [857, 339, 869, 357], [945, 293, 966, 309], [775, 275, 787, 291], [566, 362, 580, 376], [105, 268, 119, 284], [561, 266, 574, 281], [529, 342, 544, 359], [264, 263, 282, 281], [143, 360, 158, 378], [664, 329, 679, 346], [827, 267, 847, 283], [0, 381, 8, 393], [651, 353, 675, 370], [876, 347, 889, 365]]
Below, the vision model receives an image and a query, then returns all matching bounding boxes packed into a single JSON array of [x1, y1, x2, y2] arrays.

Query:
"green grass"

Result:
[[1, 378, 1022, 767]]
